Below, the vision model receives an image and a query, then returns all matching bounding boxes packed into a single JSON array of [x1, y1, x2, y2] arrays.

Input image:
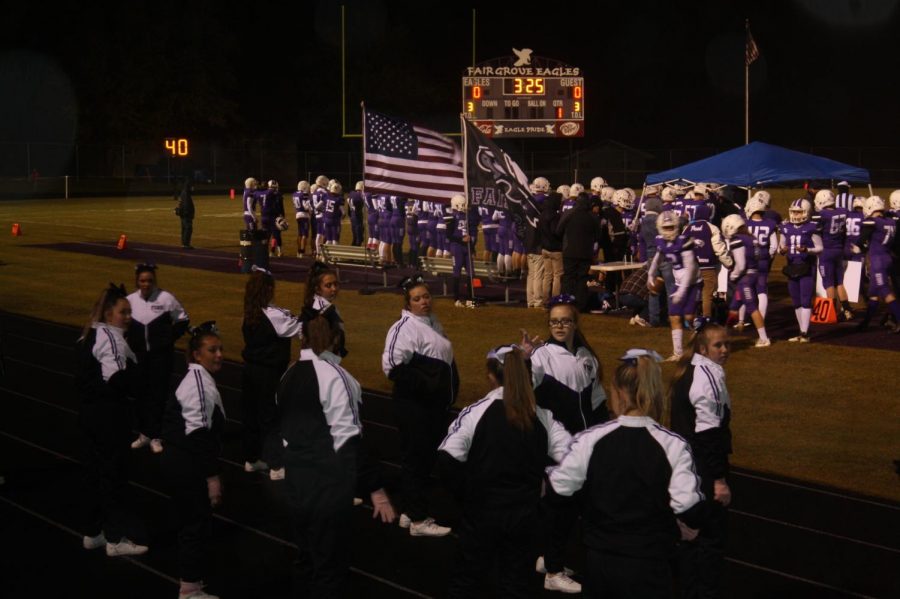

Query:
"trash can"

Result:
[[239, 230, 271, 273]]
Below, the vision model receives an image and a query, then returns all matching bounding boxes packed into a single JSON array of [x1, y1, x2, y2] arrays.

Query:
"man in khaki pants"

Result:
[[539, 193, 564, 305]]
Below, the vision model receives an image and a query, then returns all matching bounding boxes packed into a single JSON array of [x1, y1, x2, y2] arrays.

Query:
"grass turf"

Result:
[[1, 191, 898, 501]]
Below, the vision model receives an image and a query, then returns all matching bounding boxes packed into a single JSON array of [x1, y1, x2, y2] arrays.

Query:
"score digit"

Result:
[[164, 138, 189, 157], [165, 139, 176, 155]]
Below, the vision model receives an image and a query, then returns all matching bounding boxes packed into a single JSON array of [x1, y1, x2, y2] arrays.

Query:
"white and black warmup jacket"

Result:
[[547, 416, 706, 558], [277, 349, 382, 494], [126, 289, 190, 355], [75, 323, 137, 407], [530, 339, 607, 433], [437, 388, 572, 512], [669, 353, 731, 488], [162, 364, 226, 477], [242, 305, 304, 367], [382, 310, 459, 407]]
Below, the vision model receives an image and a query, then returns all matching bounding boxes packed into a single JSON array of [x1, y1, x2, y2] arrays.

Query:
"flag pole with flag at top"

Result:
[[460, 113, 477, 303], [745, 19, 760, 145]]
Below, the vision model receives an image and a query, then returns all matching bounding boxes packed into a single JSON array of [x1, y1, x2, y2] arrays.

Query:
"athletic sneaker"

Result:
[[106, 538, 148, 557], [788, 333, 811, 343], [409, 518, 451, 537], [842, 309, 855, 321], [130, 434, 150, 450], [398, 513, 411, 528], [244, 460, 269, 473], [83, 532, 107, 550], [535, 556, 574, 576], [454, 300, 465, 308], [465, 300, 477, 309], [544, 572, 581, 593], [150, 439, 164, 454], [732, 322, 746, 332], [269, 467, 285, 481], [754, 338, 771, 348]]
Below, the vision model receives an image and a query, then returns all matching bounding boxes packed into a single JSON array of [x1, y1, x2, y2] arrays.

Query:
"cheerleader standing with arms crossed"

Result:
[[382, 275, 459, 536], [160, 322, 225, 599]]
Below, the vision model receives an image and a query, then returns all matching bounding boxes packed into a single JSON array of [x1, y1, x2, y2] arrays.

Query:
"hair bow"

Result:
[[398, 274, 427, 291], [134, 262, 157, 273], [618, 348, 663, 365], [189, 320, 219, 337], [486, 344, 520, 364]]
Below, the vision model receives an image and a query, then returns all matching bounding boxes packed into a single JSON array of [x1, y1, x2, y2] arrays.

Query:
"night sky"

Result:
[[2, 0, 899, 151]]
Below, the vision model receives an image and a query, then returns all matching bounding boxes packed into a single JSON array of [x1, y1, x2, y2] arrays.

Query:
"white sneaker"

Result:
[[633, 315, 651, 328], [843, 309, 854, 321], [544, 572, 581, 593], [454, 300, 465, 308], [269, 467, 285, 481], [83, 532, 107, 550], [398, 513, 411, 529], [130, 434, 150, 450], [628, 316, 636, 325], [244, 460, 269, 473], [535, 556, 574, 576], [150, 439, 164, 454], [465, 300, 477, 309], [106, 537, 148, 557], [409, 517, 451, 537], [788, 333, 811, 343], [754, 338, 771, 348]]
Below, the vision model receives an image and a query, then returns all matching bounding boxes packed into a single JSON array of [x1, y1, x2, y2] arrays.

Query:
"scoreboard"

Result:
[[462, 52, 584, 138]]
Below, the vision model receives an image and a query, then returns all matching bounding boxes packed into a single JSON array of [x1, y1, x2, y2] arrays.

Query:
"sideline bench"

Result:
[[319, 244, 389, 287], [418, 256, 519, 303]]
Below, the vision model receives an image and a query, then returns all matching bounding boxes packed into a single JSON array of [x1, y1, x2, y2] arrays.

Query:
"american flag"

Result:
[[363, 108, 464, 204], [746, 29, 760, 66]]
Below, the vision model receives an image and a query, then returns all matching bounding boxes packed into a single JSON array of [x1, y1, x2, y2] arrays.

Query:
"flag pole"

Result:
[[745, 19, 750, 145], [461, 114, 477, 303], [359, 102, 375, 295]]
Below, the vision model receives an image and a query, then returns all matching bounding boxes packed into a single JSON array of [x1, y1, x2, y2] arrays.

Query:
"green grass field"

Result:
[[1, 190, 898, 501]]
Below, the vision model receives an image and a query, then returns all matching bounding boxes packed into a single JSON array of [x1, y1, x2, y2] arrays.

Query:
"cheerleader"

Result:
[[720, 215, 771, 347], [438, 345, 572, 598], [127, 263, 190, 453], [279, 311, 396, 596], [303, 261, 346, 357], [76, 284, 147, 557], [382, 275, 459, 536], [519, 295, 607, 594], [240, 267, 303, 481], [669, 320, 732, 599], [160, 322, 225, 599], [292, 180, 311, 257], [778, 199, 822, 342], [853, 196, 900, 332], [647, 210, 702, 360], [547, 348, 706, 599]]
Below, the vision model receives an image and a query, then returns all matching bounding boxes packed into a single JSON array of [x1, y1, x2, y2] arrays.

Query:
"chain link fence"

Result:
[[1, 140, 898, 198]]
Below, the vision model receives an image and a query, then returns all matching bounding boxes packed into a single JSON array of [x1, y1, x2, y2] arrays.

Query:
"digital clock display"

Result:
[[503, 77, 545, 95], [164, 138, 189, 157]]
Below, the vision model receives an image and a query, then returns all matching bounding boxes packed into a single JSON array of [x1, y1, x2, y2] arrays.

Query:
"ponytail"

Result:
[[613, 355, 664, 421], [81, 283, 127, 339], [669, 320, 726, 398], [501, 348, 536, 432]]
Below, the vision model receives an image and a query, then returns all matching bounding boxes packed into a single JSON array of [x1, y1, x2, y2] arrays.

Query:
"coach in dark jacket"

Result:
[[557, 193, 601, 311], [176, 179, 195, 249], [540, 193, 564, 302]]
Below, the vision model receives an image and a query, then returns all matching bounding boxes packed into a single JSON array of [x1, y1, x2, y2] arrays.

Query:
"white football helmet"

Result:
[[863, 196, 885, 217], [327, 179, 342, 194], [622, 188, 636, 203], [692, 183, 708, 199], [851, 196, 865, 211], [532, 176, 550, 193], [814, 189, 835, 212], [569, 183, 585, 198], [297, 180, 310, 192], [309, 183, 319, 195], [721, 214, 745, 239], [244, 177, 258, 189], [600, 186, 615, 203], [267, 179, 279, 190], [556, 184, 571, 198], [590, 176, 607, 193], [450, 194, 467, 212], [889, 190, 900, 211], [315, 175, 329, 187], [673, 183, 691, 197], [656, 210, 681, 241], [355, 181, 364, 191], [661, 187, 678, 203], [744, 195, 767, 218], [612, 189, 632, 210], [788, 199, 812, 223], [751, 190, 772, 208], [644, 184, 661, 196]]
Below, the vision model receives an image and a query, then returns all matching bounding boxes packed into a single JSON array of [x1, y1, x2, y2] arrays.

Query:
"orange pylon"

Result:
[[116, 234, 128, 250], [11, 223, 22, 236]]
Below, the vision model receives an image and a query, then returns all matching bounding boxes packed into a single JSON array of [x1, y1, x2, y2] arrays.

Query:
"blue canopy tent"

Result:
[[645, 142, 870, 187]]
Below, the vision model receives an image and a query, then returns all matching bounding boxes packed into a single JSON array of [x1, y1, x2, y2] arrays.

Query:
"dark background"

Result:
[[1, 0, 899, 151]]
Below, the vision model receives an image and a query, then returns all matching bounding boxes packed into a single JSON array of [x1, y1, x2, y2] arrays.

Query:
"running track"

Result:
[[0, 311, 897, 598]]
